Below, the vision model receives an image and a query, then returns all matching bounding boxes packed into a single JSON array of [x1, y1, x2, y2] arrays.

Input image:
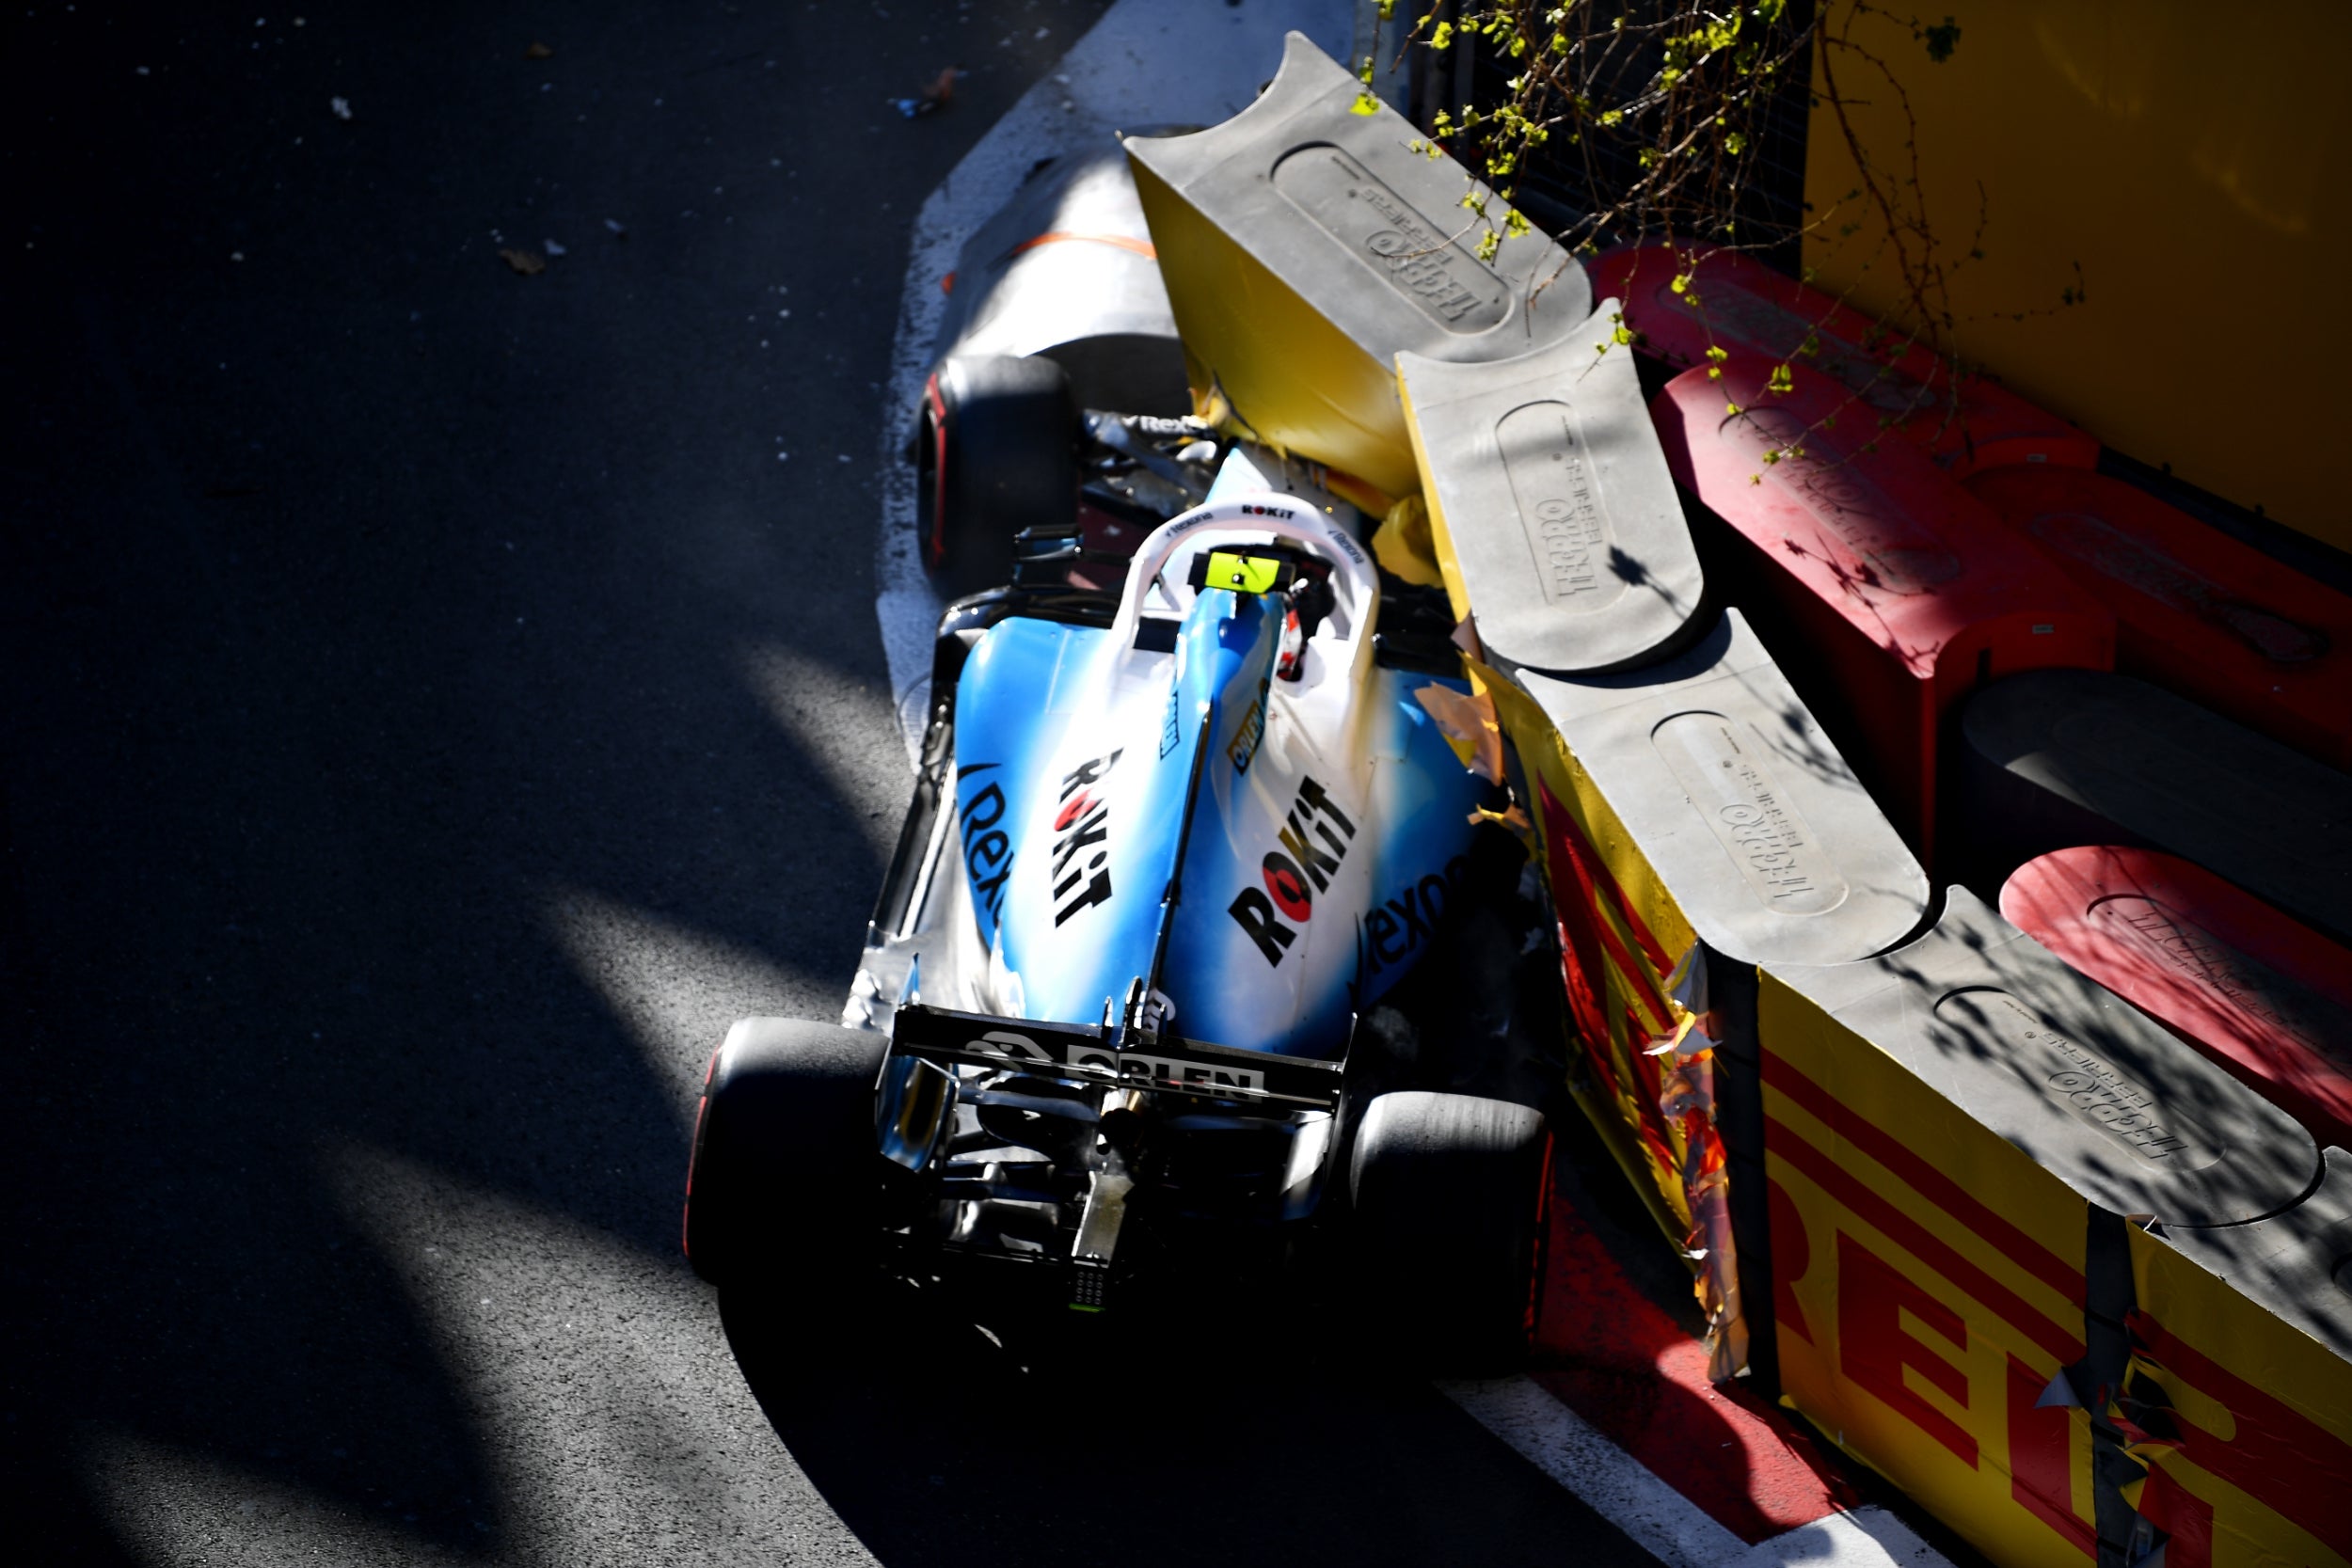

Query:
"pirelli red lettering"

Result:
[[1765, 1176, 1816, 1346], [1537, 777, 1676, 1030], [1764, 1048, 2083, 1305], [1769, 1037, 2352, 1563], [1837, 1231, 1978, 1466], [2005, 1353, 2093, 1555], [2130, 1312, 2352, 1551], [1767, 1110, 2085, 1365], [2137, 1465, 2213, 1568]]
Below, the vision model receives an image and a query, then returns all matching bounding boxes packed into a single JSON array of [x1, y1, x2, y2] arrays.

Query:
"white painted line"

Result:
[[1439, 1376, 1748, 1567], [1730, 1506, 1955, 1568], [874, 0, 1366, 769], [1442, 1377, 1959, 1568]]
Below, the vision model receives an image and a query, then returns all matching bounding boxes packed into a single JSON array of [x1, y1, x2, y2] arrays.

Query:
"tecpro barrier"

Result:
[[1486, 610, 1928, 1381], [1956, 669, 2352, 943], [1397, 301, 1708, 677], [1124, 33, 1590, 498], [1966, 465, 2352, 771], [1760, 888, 2335, 1567], [1653, 359, 2113, 863], [1587, 245, 2100, 474], [2002, 847, 2352, 1150]]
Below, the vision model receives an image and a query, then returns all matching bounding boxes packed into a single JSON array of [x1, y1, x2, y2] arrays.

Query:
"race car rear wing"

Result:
[[889, 1003, 1343, 1111]]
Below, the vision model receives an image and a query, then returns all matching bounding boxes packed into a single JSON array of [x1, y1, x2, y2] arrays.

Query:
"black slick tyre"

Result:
[[914, 354, 1077, 597], [682, 1017, 888, 1290], [1347, 1090, 1551, 1371]]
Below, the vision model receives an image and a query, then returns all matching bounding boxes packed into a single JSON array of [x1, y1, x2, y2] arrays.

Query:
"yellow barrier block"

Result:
[[1762, 959, 2103, 1565], [1482, 610, 1926, 1378], [2124, 1155, 2352, 1564], [1761, 889, 2335, 1567], [1124, 32, 1589, 498]]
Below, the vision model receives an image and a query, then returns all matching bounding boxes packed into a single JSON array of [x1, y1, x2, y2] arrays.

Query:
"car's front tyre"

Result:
[[914, 353, 1078, 597]]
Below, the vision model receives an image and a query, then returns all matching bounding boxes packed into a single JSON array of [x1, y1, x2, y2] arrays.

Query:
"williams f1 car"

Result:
[[686, 476, 1559, 1365], [683, 139, 1559, 1367]]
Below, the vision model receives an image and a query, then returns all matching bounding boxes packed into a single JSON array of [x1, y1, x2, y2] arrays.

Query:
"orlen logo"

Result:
[[1070, 1047, 1263, 1094], [1228, 774, 1357, 966], [970, 1029, 1054, 1064]]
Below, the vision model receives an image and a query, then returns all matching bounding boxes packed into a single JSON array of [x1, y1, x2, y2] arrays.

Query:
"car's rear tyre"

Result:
[[682, 1017, 888, 1290], [915, 354, 1078, 597], [1347, 1090, 1551, 1371]]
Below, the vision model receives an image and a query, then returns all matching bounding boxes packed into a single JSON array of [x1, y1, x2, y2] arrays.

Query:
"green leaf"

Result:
[[1765, 362, 1794, 394], [1924, 16, 1960, 62], [1350, 91, 1381, 116]]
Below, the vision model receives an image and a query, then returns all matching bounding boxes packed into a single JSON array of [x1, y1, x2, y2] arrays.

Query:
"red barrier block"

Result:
[[2001, 847, 2352, 1150], [1589, 245, 2099, 474], [1966, 466, 2352, 770], [1652, 360, 2113, 861]]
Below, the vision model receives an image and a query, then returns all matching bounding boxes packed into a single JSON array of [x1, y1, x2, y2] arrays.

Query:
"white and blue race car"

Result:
[[683, 147, 1557, 1368]]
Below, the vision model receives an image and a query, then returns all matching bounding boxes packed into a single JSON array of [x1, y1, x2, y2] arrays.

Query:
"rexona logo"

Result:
[[1052, 750, 1121, 927], [1069, 1046, 1263, 1094], [957, 763, 1013, 933], [1349, 853, 1470, 1005], [1228, 775, 1357, 967]]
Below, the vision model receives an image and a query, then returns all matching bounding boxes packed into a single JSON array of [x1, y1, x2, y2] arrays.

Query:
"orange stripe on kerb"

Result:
[[1769, 1115, 2085, 1364], [1005, 230, 1159, 261], [1764, 1049, 2083, 1304]]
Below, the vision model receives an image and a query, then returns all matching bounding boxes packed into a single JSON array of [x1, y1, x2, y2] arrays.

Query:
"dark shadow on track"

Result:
[[723, 1278, 1664, 1568], [0, 2, 1107, 1560]]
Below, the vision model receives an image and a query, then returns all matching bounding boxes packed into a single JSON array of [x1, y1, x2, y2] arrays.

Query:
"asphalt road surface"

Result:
[[3, 3, 1663, 1562]]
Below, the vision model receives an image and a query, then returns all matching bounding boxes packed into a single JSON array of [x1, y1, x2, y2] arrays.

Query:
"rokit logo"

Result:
[[1052, 750, 1121, 927], [1227, 775, 1357, 966]]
